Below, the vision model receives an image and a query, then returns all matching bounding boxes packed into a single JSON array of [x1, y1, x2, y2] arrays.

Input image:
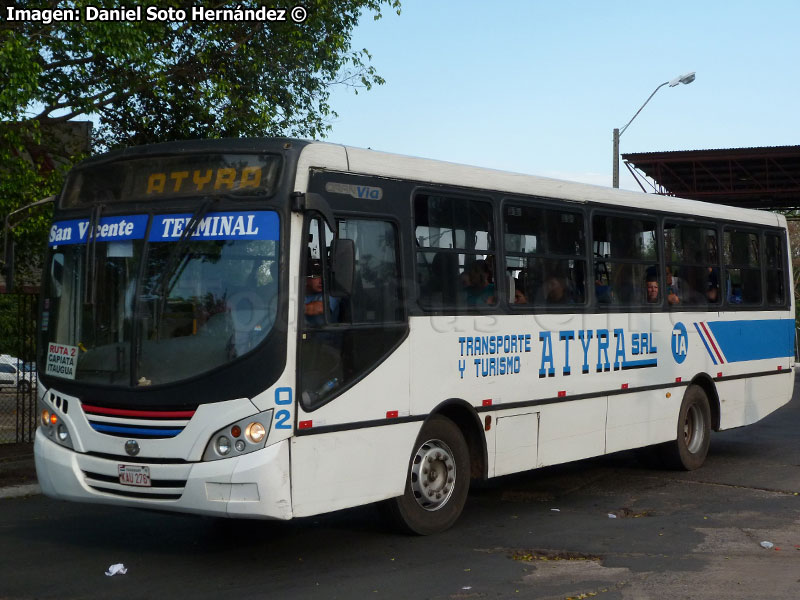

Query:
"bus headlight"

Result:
[[246, 422, 266, 444], [38, 399, 73, 449], [216, 436, 232, 455], [203, 409, 273, 461]]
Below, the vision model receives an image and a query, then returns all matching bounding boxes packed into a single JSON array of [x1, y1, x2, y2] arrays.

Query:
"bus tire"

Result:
[[660, 384, 711, 470], [383, 415, 470, 535]]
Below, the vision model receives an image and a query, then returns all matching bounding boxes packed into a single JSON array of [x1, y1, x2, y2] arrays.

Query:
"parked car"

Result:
[[19, 362, 37, 391], [0, 357, 35, 392]]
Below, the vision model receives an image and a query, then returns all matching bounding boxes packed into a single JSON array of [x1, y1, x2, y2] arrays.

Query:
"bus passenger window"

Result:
[[504, 203, 586, 307], [663, 222, 720, 307], [724, 229, 761, 305], [415, 193, 496, 309], [765, 233, 786, 306], [592, 214, 657, 307]]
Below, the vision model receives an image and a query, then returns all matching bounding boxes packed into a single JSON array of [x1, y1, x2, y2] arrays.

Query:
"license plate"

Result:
[[118, 464, 151, 487]]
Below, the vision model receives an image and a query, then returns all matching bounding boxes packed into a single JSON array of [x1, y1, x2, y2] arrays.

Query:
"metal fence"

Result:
[[0, 293, 38, 444]]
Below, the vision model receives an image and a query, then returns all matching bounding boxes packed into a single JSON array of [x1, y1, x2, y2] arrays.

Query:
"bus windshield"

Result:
[[41, 211, 279, 387]]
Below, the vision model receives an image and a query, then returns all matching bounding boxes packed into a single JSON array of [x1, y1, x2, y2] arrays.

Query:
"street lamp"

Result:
[[612, 71, 696, 188]]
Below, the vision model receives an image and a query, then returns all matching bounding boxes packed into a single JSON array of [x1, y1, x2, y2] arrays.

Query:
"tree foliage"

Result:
[[1, 0, 400, 281]]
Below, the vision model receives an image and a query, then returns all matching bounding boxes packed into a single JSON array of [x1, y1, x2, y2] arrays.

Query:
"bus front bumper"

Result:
[[34, 428, 293, 520]]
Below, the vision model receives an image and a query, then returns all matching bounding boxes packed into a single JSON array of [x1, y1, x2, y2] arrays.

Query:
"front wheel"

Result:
[[382, 415, 470, 535], [659, 384, 711, 470]]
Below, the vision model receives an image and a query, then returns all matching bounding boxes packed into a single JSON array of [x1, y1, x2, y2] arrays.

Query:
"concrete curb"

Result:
[[0, 483, 41, 499]]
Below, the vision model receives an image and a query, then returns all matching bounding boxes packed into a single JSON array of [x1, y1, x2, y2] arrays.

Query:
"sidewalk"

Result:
[[0, 442, 40, 498]]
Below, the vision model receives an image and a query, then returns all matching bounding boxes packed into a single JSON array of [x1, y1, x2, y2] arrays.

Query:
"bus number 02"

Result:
[[274, 388, 292, 429]]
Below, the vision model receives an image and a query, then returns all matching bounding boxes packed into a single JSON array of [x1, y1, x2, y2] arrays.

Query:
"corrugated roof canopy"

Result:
[[622, 146, 800, 210]]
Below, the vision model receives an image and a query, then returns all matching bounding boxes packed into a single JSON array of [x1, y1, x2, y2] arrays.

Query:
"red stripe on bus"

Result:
[[81, 404, 195, 419], [700, 321, 725, 364]]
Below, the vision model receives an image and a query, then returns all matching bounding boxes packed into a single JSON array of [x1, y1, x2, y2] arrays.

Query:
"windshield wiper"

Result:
[[83, 203, 104, 306], [153, 197, 217, 335]]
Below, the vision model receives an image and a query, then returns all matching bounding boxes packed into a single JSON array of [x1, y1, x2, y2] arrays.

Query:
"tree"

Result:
[[1, 0, 401, 281]]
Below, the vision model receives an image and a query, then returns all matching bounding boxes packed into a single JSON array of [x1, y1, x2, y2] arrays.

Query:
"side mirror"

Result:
[[329, 238, 354, 297]]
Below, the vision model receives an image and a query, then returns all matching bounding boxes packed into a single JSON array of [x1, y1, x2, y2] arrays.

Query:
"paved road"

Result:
[[1, 378, 799, 599]]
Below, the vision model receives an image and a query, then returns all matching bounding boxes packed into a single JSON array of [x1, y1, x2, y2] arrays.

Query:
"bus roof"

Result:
[[295, 140, 784, 229]]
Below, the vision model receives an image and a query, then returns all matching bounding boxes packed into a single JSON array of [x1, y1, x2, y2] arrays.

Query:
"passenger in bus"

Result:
[[729, 283, 744, 304], [665, 266, 681, 305], [304, 259, 340, 325], [646, 273, 660, 303], [595, 280, 612, 303], [706, 268, 720, 303], [485, 254, 496, 284], [513, 279, 528, 304], [427, 251, 460, 305], [462, 259, 495, 305], [544, 275, 570, 304]]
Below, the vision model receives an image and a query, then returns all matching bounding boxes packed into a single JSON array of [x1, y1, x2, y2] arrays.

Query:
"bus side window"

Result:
[[765, 233, 786, 306], [592, 213, 657, 307], [415, 193, 496, 309], [724, 229, 761, 305], [663, 222, 720, 307], [503, 202, 586, 307]]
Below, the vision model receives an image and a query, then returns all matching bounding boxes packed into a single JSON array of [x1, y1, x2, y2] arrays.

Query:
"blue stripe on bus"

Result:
[[90, 423, 184, 437], [694, 322, 719, 365], [706, 319, 795, 363], [620, 358, 658, 369]]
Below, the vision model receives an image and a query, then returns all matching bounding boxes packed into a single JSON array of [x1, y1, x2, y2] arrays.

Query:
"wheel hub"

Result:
[[410, 439, 456, 511], [684, 404, 706, 453]]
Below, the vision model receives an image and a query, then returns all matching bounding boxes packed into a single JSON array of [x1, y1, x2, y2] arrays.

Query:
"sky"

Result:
[[325, 0, 800, 191]]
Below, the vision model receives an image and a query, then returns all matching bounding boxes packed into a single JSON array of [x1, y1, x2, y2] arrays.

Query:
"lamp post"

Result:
[[613, 71, 696, 188]]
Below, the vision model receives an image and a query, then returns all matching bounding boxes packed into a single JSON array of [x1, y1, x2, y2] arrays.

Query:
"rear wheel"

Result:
[[17, 380, 31, 393], [383, 415, 470, 535], [659, 384, 711, 470]]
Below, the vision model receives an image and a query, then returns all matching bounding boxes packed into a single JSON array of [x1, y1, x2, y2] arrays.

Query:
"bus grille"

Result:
[[82, 470, 185, 500], [80, 402, 197, 439]]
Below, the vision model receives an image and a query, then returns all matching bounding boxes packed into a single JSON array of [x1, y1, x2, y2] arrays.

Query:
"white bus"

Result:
[[33, 139, 795, 534]]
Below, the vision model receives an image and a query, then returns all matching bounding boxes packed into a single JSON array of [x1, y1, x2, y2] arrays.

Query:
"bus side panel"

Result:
[[717, 378, 747, 430], [494, 412, 539, 477], [606, 388, 682, 454], [718, 372, 794, 431], [536, 397, 607, 468], [743, 373, 794, 427], [290, 423, 420, 517]]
